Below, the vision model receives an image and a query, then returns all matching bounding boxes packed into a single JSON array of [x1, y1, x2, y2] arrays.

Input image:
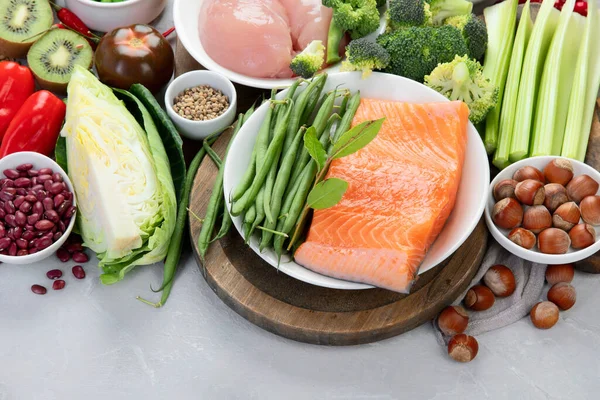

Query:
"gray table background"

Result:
[[1, 1, 600, 399]]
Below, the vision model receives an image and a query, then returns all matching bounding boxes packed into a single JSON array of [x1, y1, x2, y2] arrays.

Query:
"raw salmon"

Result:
[[294, 99, 470, 293]]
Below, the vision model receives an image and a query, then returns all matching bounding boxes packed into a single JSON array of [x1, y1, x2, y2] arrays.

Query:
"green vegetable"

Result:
[[290, 40, 325, 79], [492, 1, 533, 170], [481, 0, 518, 154], [424, 55, 498, 124], [377, 25, 468, 82], [322, 0, 381, 63], [129, 84, 186, 203], [62, 66, 176, 284], [444, 14, 488, 60], [340, 38, 390, 78], [531, 0, 586, 157], [306, 178, 348, 209], [426, 0, 473, 26], [508, 0, 560, 162], [562, 0, 600, 161], [386, 0, 432, 31]]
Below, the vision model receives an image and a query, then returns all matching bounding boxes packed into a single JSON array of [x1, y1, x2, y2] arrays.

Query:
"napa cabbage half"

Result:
[[61, 66, 176, 284]]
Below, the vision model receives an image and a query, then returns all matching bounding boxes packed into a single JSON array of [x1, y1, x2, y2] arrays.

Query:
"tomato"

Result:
[[94, 24, 174, 93]]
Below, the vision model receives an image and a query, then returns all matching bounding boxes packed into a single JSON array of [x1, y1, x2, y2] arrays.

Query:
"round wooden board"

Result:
[[188, 128, 488, 346]]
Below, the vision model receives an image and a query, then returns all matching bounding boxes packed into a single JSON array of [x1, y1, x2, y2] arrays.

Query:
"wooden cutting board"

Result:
[[178, 40, 487, 345]]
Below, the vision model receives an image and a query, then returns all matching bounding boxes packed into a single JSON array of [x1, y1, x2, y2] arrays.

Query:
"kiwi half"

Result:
[[27, 29, 93, 94], [0, 0, 53, 58]]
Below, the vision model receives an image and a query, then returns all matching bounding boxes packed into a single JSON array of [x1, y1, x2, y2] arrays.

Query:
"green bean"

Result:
[[231, 99, 294, 215], [249, 186, 266, 238], [231, 103, 275, 201], [262, 148, 281, 223], [243, 204, 256, 240], [282, 74, 327, 155], [203, 141, 222, 167], [338, 91, 350, 118], [300, 78, 326, 126], [332, 91, 361, 143], [273, 161, 317, 258]]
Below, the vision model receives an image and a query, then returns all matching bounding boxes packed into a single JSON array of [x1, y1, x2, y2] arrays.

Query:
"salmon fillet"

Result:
[[294, 99, 470, 293]]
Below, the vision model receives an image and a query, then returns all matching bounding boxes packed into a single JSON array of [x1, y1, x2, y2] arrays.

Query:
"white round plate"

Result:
[[173, 0, 386, 89], [485, 156, 600, 264], [223, 72, 490, 290]]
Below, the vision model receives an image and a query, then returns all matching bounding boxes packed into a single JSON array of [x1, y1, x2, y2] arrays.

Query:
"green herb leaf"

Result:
[[331, 118, 385, 159], [307, 178, 348, 210], [303, 126, 327, 171]]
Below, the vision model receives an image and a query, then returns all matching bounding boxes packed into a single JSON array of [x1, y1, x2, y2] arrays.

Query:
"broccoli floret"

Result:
[[322, 0, 381, 63], [445, 14, 488, 60], [427, 0, 473, 25], [340, 38, 390, 78], [290, 40, 325, 78], [424, 55, 499, 124], [376, 25, 468, 82], [386, 0, 432, 31]]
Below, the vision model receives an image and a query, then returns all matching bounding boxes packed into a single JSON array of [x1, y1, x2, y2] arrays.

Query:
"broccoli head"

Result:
[[427, 0, 473, 25], [322, 0, 381, 63], [445, 14, 488, 60], [340, 38, 390, 78], [376, 25, 468, 82], [290, 40, 325, 79], [424, 55, 499, 124], [386, 0, 432, 31]]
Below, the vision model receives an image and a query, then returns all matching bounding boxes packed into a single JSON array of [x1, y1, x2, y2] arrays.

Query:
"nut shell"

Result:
[[437, 306, 469, 336], [543, 159, 574, 186], [538, 228, 571, 254], [580, 195, 600, 225], [543, 183, 569, 212], [569, 223, 596, 249], [566, 174, 599, 203], [545, 264, 575, 284], [493, 179, 518, 201], [547, 282, 576, 310], [448, 334, 479, 363], [464, 285, 495, 311], [552, 202, 581, 231], [508, 227, 536, 250], [522, 205, 552, 234], [530, 301, 559, 329], [483, 264, 516, 297], [513, 166, 545, 183], [515, 179, 545, 206], [492, 198, 523, 229]]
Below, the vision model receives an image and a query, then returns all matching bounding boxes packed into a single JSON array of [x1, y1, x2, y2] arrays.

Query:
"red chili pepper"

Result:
[[162, 27, 175, 38], [49, 2, 98, 49], [0, 91, 66, 158], [574, 1, 588, 16], [0, 61, 35, 141]]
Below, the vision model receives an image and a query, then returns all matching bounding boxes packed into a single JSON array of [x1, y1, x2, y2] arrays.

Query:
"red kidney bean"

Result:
[[37, 174, 52, 183], [33, 201, 43, 215], [53, 194, 64, 208], [24, 194, 36, 203], [31, 184, 43, 192], [4, 201, 15, 214], [43, 180, 54, 192], [52, 173, 63, 183], [27, 169, 38, 177], [72, 265, 86, 279], [4, 214, 16, 227], [56, 247, 70, 262], [14, 211, 26, 227], [72, 252, 89, 263], [8, 242, 16, 256], [14, 195, 24, 208], [6, 228, 14, 240], [35, 191, 47, 202], [46, 269, 62, 279], [62, 191, 72, 201], [64, 206, 76, 219], [15, 238, 27, 249], [4, 187, 15, 195], [2, 180, 14, 188], [28, 247, 38, 255], [58, 221, 66, 232], [0, 237, 11, 250], [52, 280, 66, 290], [0, 191, 14, 202], [42, 198, 54, 211], [21, 230, 34, 240], [42, 231, 53, 241], [34, 220, 54, 231], [49, 182, 63, 195], [14, 177, 30, 188], [29, 239, 36, 248], [27, 213, 39, 225], [38, 168, 52, 175], [16, 188, 26, 196], [18, 201, 31, 213], [44, 210, 59, 223], [53, 232, 62, 241], [3, 169, 19, 179], [0, 209, 5, 219], [0, 226, 5, 238], [31, 284, 47, 294], [37, 237, 52, 250], [17, 249, 27, 256], [19, 171, 28, 178], [16, 163, 33, 172], [14, 227, 22, 239], [66, 242, 83, 253]]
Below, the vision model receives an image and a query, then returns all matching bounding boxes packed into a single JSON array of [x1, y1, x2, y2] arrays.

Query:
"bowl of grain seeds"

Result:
[[165, 70, 237, 140]]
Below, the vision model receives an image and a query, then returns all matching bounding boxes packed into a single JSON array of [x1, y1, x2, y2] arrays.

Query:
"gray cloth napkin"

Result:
[[433, 240, 547, 345]]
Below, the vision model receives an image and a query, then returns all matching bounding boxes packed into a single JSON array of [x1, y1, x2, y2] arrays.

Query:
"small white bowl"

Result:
[[64, 0, 167, 33], [165, 70, 237, 140], [485, 156, 600, 265], [0, 152, 77, 265]]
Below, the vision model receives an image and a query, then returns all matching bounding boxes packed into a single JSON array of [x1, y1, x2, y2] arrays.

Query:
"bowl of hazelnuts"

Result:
[[485, 156, 600, 264]]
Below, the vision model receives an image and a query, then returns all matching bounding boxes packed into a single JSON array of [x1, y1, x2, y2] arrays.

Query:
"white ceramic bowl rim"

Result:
[[71, 0, 144, 8], [166, 71, 238, 127]]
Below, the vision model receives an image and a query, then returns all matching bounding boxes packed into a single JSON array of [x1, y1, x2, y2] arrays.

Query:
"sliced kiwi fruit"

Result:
[[0, 0, 53, 58], [27, 29, 93, 94]]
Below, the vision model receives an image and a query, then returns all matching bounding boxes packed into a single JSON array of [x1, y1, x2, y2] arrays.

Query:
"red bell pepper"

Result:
[[0, 61, 35, 140], [0, 90, 66, 158]]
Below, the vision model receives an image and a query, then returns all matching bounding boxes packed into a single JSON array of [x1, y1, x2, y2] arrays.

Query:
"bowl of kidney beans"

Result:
[[0, 152, 76, 264]]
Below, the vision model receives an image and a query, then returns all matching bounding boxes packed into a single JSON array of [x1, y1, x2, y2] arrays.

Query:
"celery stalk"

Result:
[[561, 2, 600, 161], [508, 0, 560, 162], [492, 1, 533, 170], [530, 0, 586, 157], [482, 0, 518, 154]]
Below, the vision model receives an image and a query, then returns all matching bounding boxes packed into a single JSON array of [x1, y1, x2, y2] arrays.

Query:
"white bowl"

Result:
[[173, 0, 386, 89], [485, 156, 600, 264], [0, 152, 77, 265], [165, 70, 237, 140], [64, 0, 167, 33], [223, 72, 490, 290]]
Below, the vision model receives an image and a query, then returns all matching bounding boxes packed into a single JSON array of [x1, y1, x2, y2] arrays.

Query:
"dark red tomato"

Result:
[[94, 24, 174, 93]]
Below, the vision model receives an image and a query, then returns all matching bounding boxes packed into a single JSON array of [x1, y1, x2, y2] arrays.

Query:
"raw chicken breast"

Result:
[[199, 0, 294, 78], [279, 0, 333, 50]]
